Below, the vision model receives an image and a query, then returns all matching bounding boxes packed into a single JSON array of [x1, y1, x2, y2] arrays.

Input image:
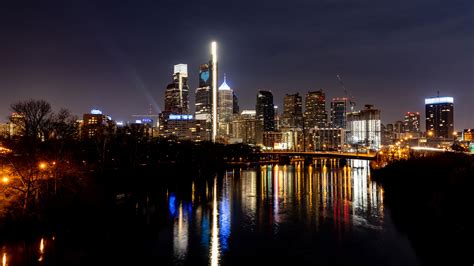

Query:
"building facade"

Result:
[[310, 128, 345, 151], [158, 113, 207, 141]]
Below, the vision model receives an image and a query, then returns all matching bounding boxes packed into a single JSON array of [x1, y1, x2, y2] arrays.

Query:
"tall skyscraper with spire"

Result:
[[218, 74, 233, 137]]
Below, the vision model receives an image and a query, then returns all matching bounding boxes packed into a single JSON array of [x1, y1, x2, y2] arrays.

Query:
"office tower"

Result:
[[164, 64, 189, 114], [282, 93, 303, 128], [403, 112, 421, 133], [218, 75, 233, 136], [256, 90, 275, 131], [425, 96, 454, 138], [304, 90, 328, 129], [346, 104, 381, 150], [330, 97, 348, 128]]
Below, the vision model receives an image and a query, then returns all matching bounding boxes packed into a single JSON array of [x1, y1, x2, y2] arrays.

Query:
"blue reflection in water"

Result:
[[169, 193, 177, 217], [219, 189, 231, 251], [201, 214, 210, 248]]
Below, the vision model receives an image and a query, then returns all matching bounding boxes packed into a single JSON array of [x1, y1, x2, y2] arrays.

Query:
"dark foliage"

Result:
[[372, 153, 474, 265]]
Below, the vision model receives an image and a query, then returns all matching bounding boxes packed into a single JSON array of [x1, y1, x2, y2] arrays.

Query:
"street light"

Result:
[[2, 176, 8, 184], [39, 162, 47, 170]]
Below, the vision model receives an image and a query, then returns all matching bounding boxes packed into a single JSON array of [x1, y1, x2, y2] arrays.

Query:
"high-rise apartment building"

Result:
[[304, 90, 327, 129], [282, 93, 303, 128], [425, 96, 454, 138]]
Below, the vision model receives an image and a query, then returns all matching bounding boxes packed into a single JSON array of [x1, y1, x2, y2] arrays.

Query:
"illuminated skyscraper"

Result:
[[304, 90, 327, 129], [165, 64, 189, 114], [403, 112, 421, 133], [425, 96, 454, 138], [194, 42, 218, 142], [282, 93, 303, 128], [218, 75, 233, 136], [330, 97, 348, 129], [195, 63, 212, 121]]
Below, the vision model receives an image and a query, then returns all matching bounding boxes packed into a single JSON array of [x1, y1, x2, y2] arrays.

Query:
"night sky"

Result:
[[1, 0, 473, 129]]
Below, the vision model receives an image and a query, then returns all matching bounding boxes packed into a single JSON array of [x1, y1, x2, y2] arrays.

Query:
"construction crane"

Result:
[[336, 74, 356, 112]]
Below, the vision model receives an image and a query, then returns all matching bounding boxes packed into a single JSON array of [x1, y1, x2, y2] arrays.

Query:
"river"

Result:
[[1, 160, 420, 265]]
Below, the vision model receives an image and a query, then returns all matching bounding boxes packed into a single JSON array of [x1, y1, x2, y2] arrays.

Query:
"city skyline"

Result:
[[0, 1, 472, 129]]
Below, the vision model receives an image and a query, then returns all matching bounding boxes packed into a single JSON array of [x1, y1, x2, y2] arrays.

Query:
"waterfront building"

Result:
[[425, 96, 454, 138], [304, 90, 328, 129], [330, 97, 348, 128], [310, 128, 345, 151], [346, 104, 381, 150]]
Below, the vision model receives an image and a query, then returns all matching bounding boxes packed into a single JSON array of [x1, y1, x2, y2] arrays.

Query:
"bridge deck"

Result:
[[261, 151, 377, 160]]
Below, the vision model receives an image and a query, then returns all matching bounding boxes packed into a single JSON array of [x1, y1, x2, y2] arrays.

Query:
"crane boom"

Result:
[[336, 75, 356, 111]]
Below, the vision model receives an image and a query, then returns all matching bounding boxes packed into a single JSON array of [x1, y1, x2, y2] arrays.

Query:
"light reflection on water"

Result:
[[168, 160, 388, 265], [0, 160, 403, 265]]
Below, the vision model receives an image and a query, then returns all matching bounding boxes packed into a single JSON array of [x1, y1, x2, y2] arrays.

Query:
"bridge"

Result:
[[260, 151, 377, 165]]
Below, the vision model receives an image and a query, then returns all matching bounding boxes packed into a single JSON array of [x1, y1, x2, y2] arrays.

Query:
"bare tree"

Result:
[[9, 99, 53, 141]]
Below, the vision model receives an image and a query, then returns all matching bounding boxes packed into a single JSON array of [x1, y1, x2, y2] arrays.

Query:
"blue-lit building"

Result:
[[425, 96, 454, 138]]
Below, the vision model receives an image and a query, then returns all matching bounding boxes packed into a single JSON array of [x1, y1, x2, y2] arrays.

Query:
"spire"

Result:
[[218, 73, 231, 91]]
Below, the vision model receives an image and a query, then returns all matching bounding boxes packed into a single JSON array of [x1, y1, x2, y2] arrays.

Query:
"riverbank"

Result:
[[372, 153, 473, 265]]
